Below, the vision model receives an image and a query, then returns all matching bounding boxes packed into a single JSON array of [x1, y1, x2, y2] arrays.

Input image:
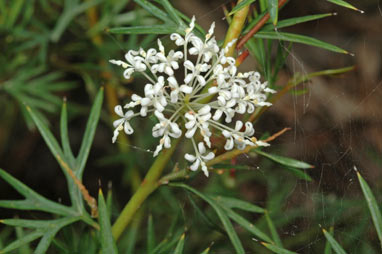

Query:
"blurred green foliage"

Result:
[[0, 0, 380, 253]]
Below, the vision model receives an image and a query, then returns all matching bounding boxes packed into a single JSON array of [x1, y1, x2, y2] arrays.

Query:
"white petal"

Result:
[[153, 143, 163, 157], [198, 142, 206, 154], [184, 60, 194, 71], [164, 135, 171, 148], [179, 85, 193, 94], [113, 118, 124, 128], [201, 164, 209, 177], [123, 68, 134, 79], [208, 87, 218, 94], [185, 153, 196, 162], [185, 126, 197, 138], [224, 138, 234, 150], [202, 152, 215, 161], [198, 105, 211, 115], [190, 159, 200, 171], [114, 105, 124, 117], [213, 109, 223, 121], [184, 73, 193, 84], [123, 122, 134, 135], [167, 76, 178, 87], [185, 119, 196, 129], [235, 121, 243, 131], [112, 125, 122, 143]]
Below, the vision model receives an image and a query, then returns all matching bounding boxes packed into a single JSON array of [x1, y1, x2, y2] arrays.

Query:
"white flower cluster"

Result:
[[110, 17, 275, 177]]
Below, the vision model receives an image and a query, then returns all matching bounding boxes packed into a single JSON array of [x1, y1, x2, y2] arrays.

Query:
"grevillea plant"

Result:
[[110, 16, 275, 176], [1, 0, 375, 253]]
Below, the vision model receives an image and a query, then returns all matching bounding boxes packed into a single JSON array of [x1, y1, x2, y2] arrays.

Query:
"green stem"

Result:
[[223, 0, 250, 57], [111, 138, 180, 240]]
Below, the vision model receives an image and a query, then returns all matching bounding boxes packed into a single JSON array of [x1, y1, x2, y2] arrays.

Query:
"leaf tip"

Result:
[[322, 228, 327, 233]]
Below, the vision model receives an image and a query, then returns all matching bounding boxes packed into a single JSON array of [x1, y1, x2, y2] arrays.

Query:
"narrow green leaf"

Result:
[[267, 0, 278, 25], [124, 217, 140, 254], [210, 164, 255, 171], [1, 219, 59, 229], [261, 242, 298, 254], [60, 99, 75, 163], [34, 217, 80, 254], [134, 0, 173, 23], [265, 211, 282, 247], [322, 228, 347, 254], [15, 226, 31, 254], [0, 231, 43, 254], [188, 194, 225, 234], [200, 247, 211, 254], [76, 88, 103, 177], [284, 167, 312, 181], [213, 196, 265, 213], [255, 150, 313, 169], [147, 214, 156, 254], [170, 183, 245, 254], [160, 0, 184, 26], [326, 0, 363, 13], [221, 206, 273, 243], [324, 227, 334, 254], [6, 0, 24, 28], [98, 190, 118, 254], [108, 25, 178, 34], [0, 169, 74, 216], [229, 0, 256, 16], [254, 31, 349, 54], [174, 234, 185, 254], [25, 105, 64, 160], [357, 170, 382, 247], [262, 13, 335, 31]]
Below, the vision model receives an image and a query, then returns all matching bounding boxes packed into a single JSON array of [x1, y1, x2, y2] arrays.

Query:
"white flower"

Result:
[[185, 142, 215, 177], [110, 16, 274, 176], [112, 105, 135, 143]]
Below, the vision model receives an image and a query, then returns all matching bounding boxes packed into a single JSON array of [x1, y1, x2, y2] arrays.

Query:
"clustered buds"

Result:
[[110, 16, 275, 176]]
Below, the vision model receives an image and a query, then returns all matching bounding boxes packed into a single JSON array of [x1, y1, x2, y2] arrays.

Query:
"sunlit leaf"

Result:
[[357, 170, 382, 247], [213, 196, 265, 213], [326, 0, 363, 13], [99, 190, 118, 254], [322, 228, 347, 254], [174, 234, 185, 254], [253, 31, 349, 54], [76, 88, 104, 177], [108, 25, 178, 34], [262, 13, 334, 31], [229, 0, 256, 16], [255, 150, 313, 169], [267, 0, 278, 25], [265, 211, 282, 247], [261, 242, 298, 254]]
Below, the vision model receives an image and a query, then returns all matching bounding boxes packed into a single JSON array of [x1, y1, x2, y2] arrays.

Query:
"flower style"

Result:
[[110, 16, 275, 176]]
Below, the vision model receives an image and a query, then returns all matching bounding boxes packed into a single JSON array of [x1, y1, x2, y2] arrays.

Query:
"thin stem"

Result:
[[112, 138, 180, 240], [223, 0, 250, 57]]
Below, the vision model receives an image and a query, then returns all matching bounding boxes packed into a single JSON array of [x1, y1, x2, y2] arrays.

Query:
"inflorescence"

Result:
[[110, 17, 275, 176]]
